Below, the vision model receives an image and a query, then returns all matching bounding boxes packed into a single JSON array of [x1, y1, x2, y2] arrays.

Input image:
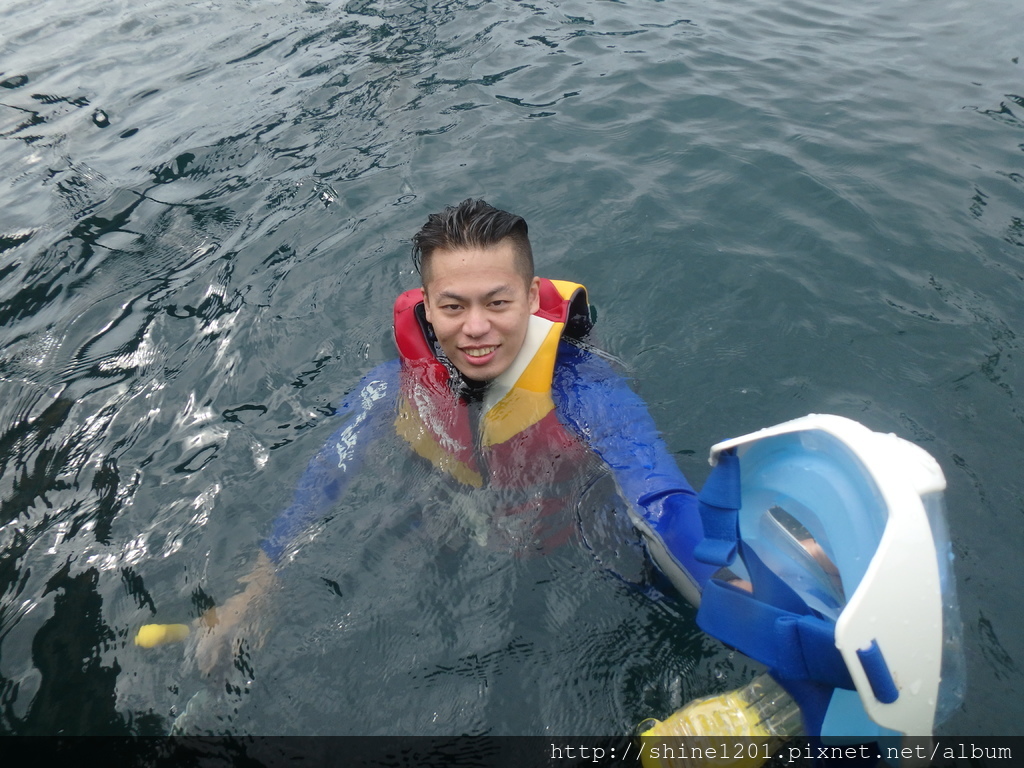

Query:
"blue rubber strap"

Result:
[[857, 640, 899, 704], [697, 578, 854, 690], [741, 541, 854, 688], [742, 537, 811, 616], [773, 675, 835, 743], [696, 540, 855, 690], [694, 448, 741, 566]]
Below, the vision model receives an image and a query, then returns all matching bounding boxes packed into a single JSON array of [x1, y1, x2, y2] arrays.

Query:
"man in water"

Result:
[[196, 199, 712, 672]]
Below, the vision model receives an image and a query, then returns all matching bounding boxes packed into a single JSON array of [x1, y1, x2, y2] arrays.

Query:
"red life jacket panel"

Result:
[[392, 279, 592, 489]]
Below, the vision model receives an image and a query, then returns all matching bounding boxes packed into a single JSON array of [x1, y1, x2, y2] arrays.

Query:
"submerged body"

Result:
[[263, 278, 709, 582], [194, 200, 713, 677]]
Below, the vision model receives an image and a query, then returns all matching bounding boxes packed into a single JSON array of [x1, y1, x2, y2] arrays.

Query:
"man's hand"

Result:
[[194, 551, 277, 676]]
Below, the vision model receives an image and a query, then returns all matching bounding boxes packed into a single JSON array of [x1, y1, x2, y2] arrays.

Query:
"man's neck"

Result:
[[457, 370, 489, 402]]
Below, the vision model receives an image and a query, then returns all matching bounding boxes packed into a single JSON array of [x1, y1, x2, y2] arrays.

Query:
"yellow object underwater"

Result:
[[637, 673, 802, 768], [135, 623, 190, 648]]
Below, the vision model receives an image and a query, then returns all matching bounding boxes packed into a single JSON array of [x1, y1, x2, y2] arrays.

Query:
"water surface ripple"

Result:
[[1, 0, 1022, 738]]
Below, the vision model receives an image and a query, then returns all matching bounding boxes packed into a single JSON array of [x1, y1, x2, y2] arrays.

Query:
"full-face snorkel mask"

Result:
[[652, 414, 965, 741]]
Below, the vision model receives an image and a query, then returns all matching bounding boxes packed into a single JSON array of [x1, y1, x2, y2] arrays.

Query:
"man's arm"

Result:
[[261, 360, 399, 563], [196, 360, 399, 674], [552, 342, 717, 604]]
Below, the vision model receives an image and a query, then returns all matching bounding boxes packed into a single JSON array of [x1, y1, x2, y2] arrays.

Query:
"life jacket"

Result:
[[392, 278, 593, 491]]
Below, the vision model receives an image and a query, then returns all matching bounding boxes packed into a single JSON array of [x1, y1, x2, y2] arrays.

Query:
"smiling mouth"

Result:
[[464, 346, 497, 358]]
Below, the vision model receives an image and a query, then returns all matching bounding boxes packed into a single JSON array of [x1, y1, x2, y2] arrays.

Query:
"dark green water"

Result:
[[1, 0, 1022, 739]]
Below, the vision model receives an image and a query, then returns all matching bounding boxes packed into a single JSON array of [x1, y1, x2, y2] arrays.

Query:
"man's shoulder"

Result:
[[338, 359, 401, 411], [361, 357, 402, 381], [555, 339, 616, 367], [553, 341, 624, 387]]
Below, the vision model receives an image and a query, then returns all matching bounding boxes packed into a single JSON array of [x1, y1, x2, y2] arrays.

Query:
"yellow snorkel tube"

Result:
[[135, 623, 190, 648]]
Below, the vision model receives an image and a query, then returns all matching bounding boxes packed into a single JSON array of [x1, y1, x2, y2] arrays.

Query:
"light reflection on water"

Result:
[[1, 0, 1022, 739]]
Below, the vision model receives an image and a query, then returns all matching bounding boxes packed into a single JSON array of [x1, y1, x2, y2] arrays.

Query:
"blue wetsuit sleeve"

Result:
[[552, 342, 718, 595], [260, 359, 399, 564]]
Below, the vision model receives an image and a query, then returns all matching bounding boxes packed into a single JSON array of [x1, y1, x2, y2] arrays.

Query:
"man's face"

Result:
[[422, 240, 540, 383]]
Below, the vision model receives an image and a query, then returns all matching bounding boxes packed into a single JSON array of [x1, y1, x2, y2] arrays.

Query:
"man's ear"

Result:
[[422, 287, 434, 324], [528, 277, 540, 314]]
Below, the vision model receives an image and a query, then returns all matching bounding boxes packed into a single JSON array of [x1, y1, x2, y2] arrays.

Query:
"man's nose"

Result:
[[463, 305, 490, 337]]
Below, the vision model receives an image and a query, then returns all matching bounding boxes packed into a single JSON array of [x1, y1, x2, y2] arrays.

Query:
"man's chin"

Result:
[[457, 366, 496, 384], [454, 359, 507, 384]]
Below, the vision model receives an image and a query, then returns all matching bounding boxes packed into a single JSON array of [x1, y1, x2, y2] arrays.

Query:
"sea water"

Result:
[[1, 0, 1022, 739]]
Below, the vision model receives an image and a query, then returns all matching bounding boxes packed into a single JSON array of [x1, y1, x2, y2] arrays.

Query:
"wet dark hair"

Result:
[[412, 198, 534, 284]]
